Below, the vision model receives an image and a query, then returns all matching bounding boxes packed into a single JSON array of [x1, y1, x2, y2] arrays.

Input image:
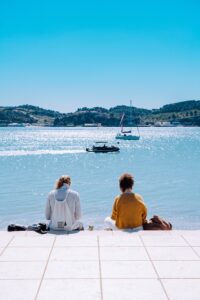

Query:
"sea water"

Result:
[[0, 127, 199, 229]]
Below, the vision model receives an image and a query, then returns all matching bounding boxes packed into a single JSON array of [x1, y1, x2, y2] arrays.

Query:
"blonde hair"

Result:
[[55, 175, 71, 189]]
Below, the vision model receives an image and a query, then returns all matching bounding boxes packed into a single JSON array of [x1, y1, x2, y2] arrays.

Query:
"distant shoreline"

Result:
[[1, 124, 200, 128], [0, 100, 200, 127], [1, 125, 200, 128]]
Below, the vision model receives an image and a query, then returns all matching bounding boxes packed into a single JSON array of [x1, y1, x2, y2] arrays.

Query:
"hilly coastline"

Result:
[[0, 100, 200, 127]]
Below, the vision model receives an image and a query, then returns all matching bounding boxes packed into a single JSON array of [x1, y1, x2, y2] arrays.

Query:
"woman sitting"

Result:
[[105, 173, 147, 230], [45, 175, 83, 231]]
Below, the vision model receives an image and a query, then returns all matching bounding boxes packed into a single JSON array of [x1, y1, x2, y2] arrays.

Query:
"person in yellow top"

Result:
[[105, 173, 147, 230]]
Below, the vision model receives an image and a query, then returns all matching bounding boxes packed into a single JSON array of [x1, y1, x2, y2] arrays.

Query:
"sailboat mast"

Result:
[[120, 113, 125, 133]]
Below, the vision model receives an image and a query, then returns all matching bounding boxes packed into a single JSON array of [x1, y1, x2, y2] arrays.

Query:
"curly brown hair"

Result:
[[55, 175, 71, 189], [119, 173, 134, 192]]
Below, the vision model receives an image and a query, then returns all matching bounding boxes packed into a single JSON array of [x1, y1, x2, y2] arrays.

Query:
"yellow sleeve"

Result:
[[111, 197, 118, 220], [135, 193, 147, 223], [142, 204, 147, 223]]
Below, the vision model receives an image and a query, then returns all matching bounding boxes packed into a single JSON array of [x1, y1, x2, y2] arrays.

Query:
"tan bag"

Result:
[[143, 215, 172, 230]]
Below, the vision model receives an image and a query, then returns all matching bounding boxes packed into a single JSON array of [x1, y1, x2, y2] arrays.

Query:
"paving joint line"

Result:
[[139, 235, 170, 300], [0, 235, 15, 256], [97, 235, 103, 300], [34, 236, 56, 300], [2, 276, 200, 280], [181, 235, 200, 259]]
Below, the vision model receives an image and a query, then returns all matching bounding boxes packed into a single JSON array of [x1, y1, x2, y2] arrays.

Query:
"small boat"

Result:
[[116, 100, 140, 141], [116, 133, 140, 140], [86, 142, 120, 153]]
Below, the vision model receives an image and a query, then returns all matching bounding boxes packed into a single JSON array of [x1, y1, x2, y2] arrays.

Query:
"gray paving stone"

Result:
[[0, 261, 46, 279], [0, 279, 40, 300], [162, 279, 200, 300], [0, 230, 200, 299], [102, 279, 167, 300], [37, 279, 101, 300]]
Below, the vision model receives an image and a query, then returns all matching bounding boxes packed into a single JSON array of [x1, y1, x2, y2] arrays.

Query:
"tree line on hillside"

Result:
[[0, 100, 200, 126]]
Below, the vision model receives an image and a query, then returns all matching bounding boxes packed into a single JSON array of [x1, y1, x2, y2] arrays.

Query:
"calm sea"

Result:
[[0, 127, 199, 229]]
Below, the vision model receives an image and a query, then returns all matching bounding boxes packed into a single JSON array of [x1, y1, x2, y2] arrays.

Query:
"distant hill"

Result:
[[54, 100, 200, 126], [0, 104, 62, 126], [149, 100, 200, 126], [158, 100, 200, 113], [0, 100, 200, 126]]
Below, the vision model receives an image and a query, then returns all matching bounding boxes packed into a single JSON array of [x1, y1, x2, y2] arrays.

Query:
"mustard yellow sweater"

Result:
[[111, 193, 147, 229]]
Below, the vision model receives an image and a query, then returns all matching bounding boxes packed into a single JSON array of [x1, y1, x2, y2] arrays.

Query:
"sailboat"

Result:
[[116, 101, 140, 140]]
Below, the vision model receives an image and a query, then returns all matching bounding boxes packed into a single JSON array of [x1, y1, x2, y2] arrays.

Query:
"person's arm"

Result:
[[136, 193, 147, 223], [74, 193, 81, 220], [142, 203, 148, 223], [111, 197, 118, 220], [45, 194, 51, 220]]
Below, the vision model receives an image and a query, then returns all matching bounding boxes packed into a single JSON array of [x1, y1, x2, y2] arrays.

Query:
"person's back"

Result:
[[105, 173, 147, 230], [111, 192, 147, 229], [45, 175, 83, 231]]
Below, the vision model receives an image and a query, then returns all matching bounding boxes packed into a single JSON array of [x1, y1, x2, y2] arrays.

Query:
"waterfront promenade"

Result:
[[0, 230, 200, 299]]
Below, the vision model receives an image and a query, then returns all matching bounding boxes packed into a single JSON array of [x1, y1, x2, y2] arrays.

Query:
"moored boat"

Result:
[[116, 133, 140, 140], [115, 100, 140, 140]]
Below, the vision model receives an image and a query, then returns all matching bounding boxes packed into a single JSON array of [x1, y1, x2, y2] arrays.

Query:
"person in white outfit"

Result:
[[45, 175, 83, 231]]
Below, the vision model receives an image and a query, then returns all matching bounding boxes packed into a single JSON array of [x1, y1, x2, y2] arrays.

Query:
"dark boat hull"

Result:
[[86, 147, 119, 153]]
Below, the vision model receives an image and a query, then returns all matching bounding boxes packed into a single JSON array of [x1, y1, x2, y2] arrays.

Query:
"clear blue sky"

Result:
[[0, 0, 200, 112]]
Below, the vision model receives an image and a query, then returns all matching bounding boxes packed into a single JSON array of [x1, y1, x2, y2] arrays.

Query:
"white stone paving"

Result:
[[0, 230, 200, 299]]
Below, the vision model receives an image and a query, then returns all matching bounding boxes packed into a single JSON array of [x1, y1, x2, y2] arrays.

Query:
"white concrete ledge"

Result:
[[0, 230, 200, 299]]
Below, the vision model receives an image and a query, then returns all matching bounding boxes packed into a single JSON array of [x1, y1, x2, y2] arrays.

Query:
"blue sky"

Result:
[[0, 0, 200, 112]]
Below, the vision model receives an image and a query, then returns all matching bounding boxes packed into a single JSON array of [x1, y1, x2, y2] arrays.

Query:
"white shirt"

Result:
[[45, 184, 81, 225]]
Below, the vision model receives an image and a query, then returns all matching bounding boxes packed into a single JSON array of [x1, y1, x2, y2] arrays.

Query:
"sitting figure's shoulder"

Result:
[[115, 194, 121, 201], [134, 193, 145, 203], [48, 190, 56, 197], [68, 189, 79, 198]]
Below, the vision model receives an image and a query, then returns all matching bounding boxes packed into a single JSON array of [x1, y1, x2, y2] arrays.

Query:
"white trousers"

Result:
[[104, 216, 143, 232], [70, 221, 84, 231], [104, 216, 118, 230], [50, 220, 83, 231]]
